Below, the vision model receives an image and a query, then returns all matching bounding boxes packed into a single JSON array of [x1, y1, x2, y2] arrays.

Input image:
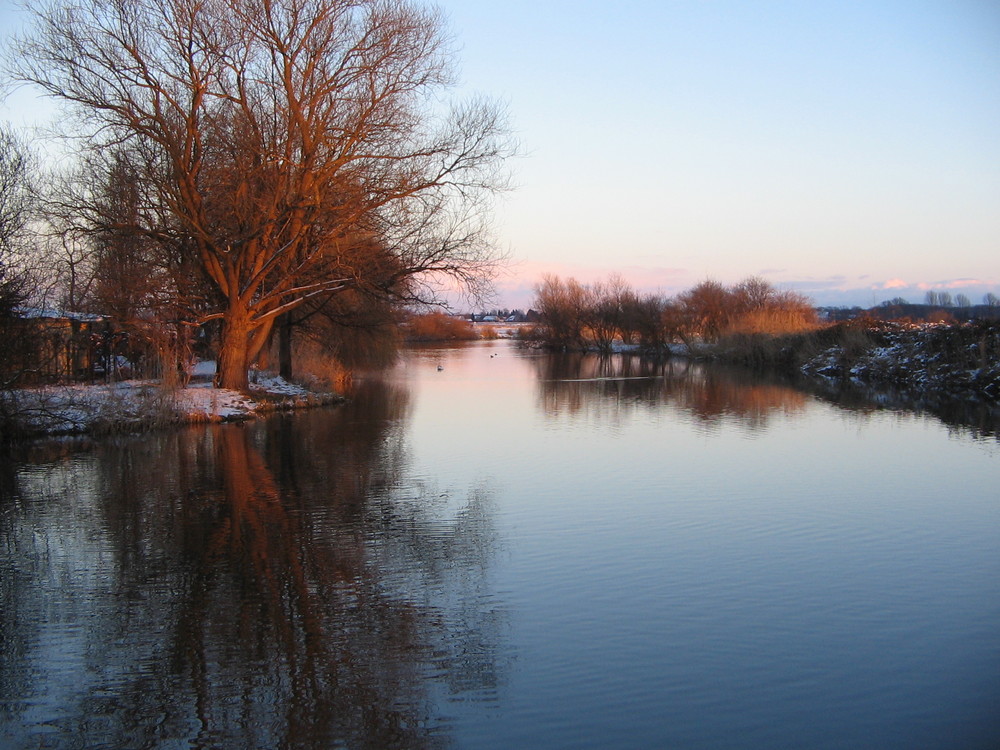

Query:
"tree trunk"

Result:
[[278, 313, 293, 381], [216, 308, 251, 390]]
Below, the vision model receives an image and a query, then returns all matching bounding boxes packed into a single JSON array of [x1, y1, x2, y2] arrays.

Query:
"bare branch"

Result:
[[8, 0, 515, 388]]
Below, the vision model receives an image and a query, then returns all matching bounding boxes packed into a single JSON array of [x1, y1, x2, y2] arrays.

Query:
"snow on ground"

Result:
[[176, 382, 260, 420], [3, 361, 339, 437], [799, 322, 1000, 399]]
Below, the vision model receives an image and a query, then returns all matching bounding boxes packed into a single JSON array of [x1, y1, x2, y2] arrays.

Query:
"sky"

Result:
[[2, 0, 998, 309], [442, 0, 1000, 309]]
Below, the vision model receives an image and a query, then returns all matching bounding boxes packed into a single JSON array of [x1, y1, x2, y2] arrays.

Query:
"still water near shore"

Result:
[[2, 340, 998, 749]]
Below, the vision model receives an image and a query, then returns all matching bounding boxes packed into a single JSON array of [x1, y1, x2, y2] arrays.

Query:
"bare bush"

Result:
[[532, 273, 817, 356], [677, 280, 734, 343], [284, 339, 355, 394], [404, 312, 478, 341], [534, 275, 589, 350]]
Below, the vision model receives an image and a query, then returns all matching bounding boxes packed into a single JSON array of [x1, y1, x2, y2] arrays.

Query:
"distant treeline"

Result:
[[527, 277, 1000, 398], [530, 274, 817, 352], [824, 297, 1000, 324]]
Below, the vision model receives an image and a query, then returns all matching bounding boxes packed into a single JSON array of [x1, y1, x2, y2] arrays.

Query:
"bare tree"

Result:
[[604, 273, 639, 346], [0, 126, 33, 315], [732, 276, 773, 313], [584, 280, 618, 352], [726, 277, 815, 336], [678, 279, 734, 342], [0, 125, 39, 392], [631, 292, 671, 351], [11, 0, 513, 389], [534, 275, 589, 350]]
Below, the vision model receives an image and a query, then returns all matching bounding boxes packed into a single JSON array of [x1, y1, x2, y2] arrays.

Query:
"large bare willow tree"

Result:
[[11, 0, 513, 388]]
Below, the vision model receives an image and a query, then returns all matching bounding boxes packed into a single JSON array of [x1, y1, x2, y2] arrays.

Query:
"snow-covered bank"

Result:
[[799, 321, 1000, 400], [1, 363, 344, 439]]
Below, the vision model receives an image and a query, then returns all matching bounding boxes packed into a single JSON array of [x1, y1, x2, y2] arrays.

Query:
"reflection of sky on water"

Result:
[[3, 340, 998, 749], [386, 341, 1000, 748], [2, 384, 509, 749]]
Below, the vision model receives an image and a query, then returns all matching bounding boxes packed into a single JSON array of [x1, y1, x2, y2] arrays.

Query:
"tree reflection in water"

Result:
[[532, 349, 1000, 440], [0, 379, 505, 749], [533, 352, 807, 432]]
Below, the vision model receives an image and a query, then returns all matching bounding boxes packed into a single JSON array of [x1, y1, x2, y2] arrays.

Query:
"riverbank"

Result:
[[1, 364, 343, 441], [7, 322, 998, 441], [708, 320, 1000, 401], [528, 318, 1000, 403]]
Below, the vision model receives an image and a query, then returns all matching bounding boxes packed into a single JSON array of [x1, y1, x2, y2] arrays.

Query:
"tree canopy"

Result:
[[10, 0, 513, 388]]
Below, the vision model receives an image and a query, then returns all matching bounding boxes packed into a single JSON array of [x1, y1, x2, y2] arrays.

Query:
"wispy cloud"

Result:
[[781, 275, 852, 292], [928, 277, 996, 290]]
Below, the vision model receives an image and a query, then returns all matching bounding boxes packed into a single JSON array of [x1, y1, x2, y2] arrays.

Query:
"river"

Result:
[[2, 340, 998, 749]]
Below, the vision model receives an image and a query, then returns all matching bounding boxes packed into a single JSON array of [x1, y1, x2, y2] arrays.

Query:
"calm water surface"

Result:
[[2, 340, 998, 749]]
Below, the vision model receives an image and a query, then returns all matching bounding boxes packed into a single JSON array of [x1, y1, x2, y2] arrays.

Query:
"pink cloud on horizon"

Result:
[[484, 262, 1000, 311], [878, 277, 997, 292], [877, 278, 910, 290], [924, 277, 997, 290]]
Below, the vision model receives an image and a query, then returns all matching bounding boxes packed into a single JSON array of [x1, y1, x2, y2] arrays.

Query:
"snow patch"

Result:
[[3, 361, 340, 437]]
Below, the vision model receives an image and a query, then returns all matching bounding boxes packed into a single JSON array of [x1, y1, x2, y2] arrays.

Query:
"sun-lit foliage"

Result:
[[403, 311, 478, 342], [532, 274, 818, 352], [11, 0, 514, 389]]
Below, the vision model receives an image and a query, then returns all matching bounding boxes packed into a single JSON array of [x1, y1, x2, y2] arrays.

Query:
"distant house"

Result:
[[9, 308, 113, 384], [468, 309, 539, 324]]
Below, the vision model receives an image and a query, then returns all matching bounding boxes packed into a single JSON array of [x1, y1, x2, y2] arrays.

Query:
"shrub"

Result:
[[284, 339, 354, 393], [403, 311, 478, 342]]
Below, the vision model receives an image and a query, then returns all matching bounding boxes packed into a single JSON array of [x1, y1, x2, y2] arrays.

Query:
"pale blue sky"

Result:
[[444, 0, 1000, 307], [3, 1, 998, 308]]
